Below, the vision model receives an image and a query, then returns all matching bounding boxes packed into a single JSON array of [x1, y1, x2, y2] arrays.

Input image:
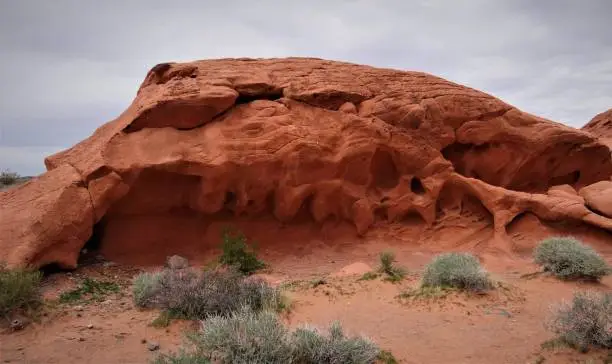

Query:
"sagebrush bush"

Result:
[[133, 272, 161, 307], [547, 291, 611, 350], [377, 251, 406, 282], [534, 237, 610, 280], [0, 264, 42, 317], [219, 228, 265, 274], [133, 267, 282, 319], [189, 309, 294, 364], [157, 309, 380, 364], [292, 321, 380, 364], [421, 252, 491, 292]]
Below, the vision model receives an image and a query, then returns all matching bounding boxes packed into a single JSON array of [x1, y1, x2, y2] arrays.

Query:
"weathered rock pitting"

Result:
[[2, 58, 612, 268]]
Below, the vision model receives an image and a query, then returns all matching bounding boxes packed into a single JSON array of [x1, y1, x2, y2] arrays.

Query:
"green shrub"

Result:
[[397, 285, 456, 300], [421, 253, 491, 292], [377, 350, 399, 364], [158, 309, 380, 364], [133, 272, 161, 307], [0, 169, 19, 186], [151, 310, 174, 328], [292, 321, 380, 363], [59, 277, 120, 303], [0, 264, 42, 317], [534, 237, 610, 280], [377, 251, 406, 283], [358, 272, 379, 281], [135, 267, 282, 320], [219, 228, 265, 275], [186, 309, 293, 364], [547, 291, 611, 350]]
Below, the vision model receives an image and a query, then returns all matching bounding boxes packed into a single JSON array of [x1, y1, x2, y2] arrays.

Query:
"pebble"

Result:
[[75, 305, 84, 312], [141, 338, 147, 344], [78, 337, 85, 342], [87, 324, 94, 329], [10, 319, 24, 331], [147, 342, 160, 351]]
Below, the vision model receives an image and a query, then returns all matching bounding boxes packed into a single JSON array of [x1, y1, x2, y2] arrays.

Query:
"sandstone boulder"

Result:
[[547, 184, 584, 204], [2, 58, 612, 268], [0, 164, 94, 268], [579, 181, 612, 218]]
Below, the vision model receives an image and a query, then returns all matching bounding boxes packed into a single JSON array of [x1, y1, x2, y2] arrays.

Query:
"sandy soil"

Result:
[[2, 223, 611, 364]]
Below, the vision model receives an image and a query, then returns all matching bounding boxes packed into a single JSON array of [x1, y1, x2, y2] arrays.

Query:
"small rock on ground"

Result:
[[166, 255, 189, 269], [147, 342, 160, 351]]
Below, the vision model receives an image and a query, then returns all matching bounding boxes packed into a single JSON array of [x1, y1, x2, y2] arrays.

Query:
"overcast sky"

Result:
[[1, 0, 611, 175]]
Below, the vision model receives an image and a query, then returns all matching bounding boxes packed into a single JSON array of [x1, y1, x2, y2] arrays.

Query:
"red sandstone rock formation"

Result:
[[583, 108, 612, 148], [2, 58, 612, 268]]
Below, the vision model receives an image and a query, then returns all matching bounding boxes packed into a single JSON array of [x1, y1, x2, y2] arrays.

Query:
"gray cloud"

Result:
[[1, 0, 611, 175]]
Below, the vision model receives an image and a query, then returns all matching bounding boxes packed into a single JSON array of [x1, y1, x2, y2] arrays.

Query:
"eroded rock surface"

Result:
[[2, 58, 612, 268], [580, 181, 612, 218], [583, 108, 612, 149]]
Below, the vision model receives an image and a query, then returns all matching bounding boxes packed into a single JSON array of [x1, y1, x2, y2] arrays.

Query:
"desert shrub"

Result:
[[397, 285, 456, 300], [190, 309, 294, 364], [166, 255, 189, 270], [358, 272, 379, 281], [151, 310, 173, 328], [59, 277, 120, 303], [133, 272, 161, 307], [534, 237, 610, 281], [0, 169, 19, 185], [219, 228, 265, 274], [292, 321, 380, 364], [547, 291, 611, 350], [377, 251, 406, 282], [158, 309, 380, 364], [137, 267, 282, 320], [377, 350, 399, 364], [0, 264, 42, 317], [421, 252, 491, 292]]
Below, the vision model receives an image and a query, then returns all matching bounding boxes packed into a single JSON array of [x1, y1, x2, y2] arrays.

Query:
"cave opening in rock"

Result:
[[411, 177, 426, 195], [435, 183, 493, 227], [549, 170, 581, 188], [223, 191, 237, 212], [235, 90, 284, 105], [84, 220, 105, 252], [400, 211, 426, 226], [293, 194, 316, 223], [505, 212, 528, 235], [374, 206, 389, 222], [39, 263, 64, 276], [370, 148, 399, 189], [76, 220, 107, 265]]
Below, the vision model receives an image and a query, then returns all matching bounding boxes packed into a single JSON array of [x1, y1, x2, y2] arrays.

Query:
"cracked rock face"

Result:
[[2, 58, 612, 268]]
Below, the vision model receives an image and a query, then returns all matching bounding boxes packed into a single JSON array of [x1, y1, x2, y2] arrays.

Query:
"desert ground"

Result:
[[2, 217, 611, 364]]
